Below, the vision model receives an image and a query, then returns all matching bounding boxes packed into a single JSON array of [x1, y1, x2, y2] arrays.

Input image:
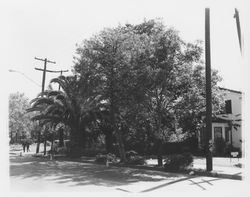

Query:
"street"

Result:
[[9, 151, 247, 194]]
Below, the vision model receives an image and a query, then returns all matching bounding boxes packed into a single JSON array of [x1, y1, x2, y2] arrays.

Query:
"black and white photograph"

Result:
[[1, 0, 250, 196]]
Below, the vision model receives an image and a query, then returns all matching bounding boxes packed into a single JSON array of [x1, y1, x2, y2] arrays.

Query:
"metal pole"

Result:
[[34, 57, 56, 154], [35, 57, 56, 93], [205, 8, 213, 172], [59, 70, 62, 91], [58, 70, 68, 90], [234, 8, 242, 54], [41, 58, 47, 93]]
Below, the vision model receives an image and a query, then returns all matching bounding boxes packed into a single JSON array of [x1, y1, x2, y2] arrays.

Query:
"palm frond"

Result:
[[31, 97, 54, 108], [26, 106, 44, 113], [31, 114, 62, 122], [51, 77, 67, 92], [43, 104, 64, 116], [48, 90, 62, 97]]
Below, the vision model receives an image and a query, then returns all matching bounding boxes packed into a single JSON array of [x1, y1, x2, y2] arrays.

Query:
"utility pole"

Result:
[[34, 57, 56, 92], [234, 8, 242, 54], [35, 68, 68, 90], [205, 8, 213, 172], [58, 70, 69, 90], [34, 57, 56, 154]]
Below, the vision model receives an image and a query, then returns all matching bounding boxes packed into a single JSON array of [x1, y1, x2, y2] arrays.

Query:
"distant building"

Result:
[[198, 87, 243, 155]]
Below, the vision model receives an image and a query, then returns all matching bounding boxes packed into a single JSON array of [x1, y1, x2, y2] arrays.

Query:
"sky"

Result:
[[1, 0, 250, 99]]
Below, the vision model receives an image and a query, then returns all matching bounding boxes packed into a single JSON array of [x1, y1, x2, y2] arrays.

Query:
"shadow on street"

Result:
[[10, 155, 183, 188]]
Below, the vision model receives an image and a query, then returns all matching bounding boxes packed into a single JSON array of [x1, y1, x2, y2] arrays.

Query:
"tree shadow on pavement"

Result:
[[10, 156, 185, 188]]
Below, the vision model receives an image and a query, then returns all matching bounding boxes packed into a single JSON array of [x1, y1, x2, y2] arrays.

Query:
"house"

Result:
[[198, 87, 243, 155]]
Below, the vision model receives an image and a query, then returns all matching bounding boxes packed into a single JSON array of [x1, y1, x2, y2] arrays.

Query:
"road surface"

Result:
[[9, 152, 248, 194]]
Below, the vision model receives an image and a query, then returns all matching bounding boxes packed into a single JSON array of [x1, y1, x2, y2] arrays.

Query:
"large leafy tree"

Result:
[[128, 20, 224, 165], [9, 92, 37, 144], [177, 65, 224, 135], [73, 19, 224, 164], [73, 26, 151, 162]]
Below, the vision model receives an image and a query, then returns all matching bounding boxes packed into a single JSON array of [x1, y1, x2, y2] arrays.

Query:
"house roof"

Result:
[[212, 116, 229, 123], [219, 87, 242, 94]]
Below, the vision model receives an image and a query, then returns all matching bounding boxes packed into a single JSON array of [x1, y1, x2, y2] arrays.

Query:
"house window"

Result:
[[214, 127, 222, 139], [225, 127, 230, 142], [225, 100, 232, 114]]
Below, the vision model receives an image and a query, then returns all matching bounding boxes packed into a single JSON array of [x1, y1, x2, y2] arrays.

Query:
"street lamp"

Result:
[[8, 69, 41, 87]]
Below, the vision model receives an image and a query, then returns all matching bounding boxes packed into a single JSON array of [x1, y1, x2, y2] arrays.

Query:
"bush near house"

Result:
[[164, 152, 193, 172], [213, 138, 226, 156], [225, 144, 242, 157], [126, 155, 146, 165], [125, 150, 146, 165], [95, 153, 117, 164], [81, 148, 106, 157]]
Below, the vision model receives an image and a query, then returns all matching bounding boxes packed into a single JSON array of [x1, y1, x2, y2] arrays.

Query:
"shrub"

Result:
[[125, 150, 138, 158], [82, 149, 106, 157], [66, 141, 82, 158], [225, 144, 241, 157], [57, 147, 67, 155], [124, 150, 146, 165], [214, 138, 226, 156], [95, 153, 117, 164], [164, 153, 193, 172], [126, 155, 146, 165]]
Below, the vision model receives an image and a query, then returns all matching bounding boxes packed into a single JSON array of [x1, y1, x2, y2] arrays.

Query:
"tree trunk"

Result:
[[10, 131, 13, 144], [50, 133, 54, 160], [157, 140, 163, 166], [36, 130, 41, 154], [15, 133, 18, 143], [105, 128, 114, 153], [69, 126, 82, 158], [114, 127, 126, 163], [44, 138, 47, 155], [110, 110, 126, 162], [80, 127, 86, 149], [156, 114, 163, 166], [59, 128, 64, 147]]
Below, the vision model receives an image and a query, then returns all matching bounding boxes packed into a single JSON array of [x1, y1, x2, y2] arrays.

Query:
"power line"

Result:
[[35, 68, 68, 73], [34, 57, 56, 93], [8, 69, 41, 87]]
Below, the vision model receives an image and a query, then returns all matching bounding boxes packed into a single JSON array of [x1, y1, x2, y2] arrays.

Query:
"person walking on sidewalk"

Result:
[[26, 142, 30, 152], [22, 141, 26, 152]]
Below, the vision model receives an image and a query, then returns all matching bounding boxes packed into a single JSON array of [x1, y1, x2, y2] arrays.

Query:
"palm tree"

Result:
[[28, 75, 101, 157]]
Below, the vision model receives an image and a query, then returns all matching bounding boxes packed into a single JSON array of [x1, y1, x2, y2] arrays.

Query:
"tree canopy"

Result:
[[9, 92, 37, 143], [72, 19, 224, 164], [27, 19, 224, 163]]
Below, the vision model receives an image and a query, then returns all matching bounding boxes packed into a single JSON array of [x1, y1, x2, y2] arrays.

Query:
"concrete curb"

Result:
[[29, 155, 243, 181], [189, 170, 242, 180], [73, 157, 243, 181], [110, 163, 243, 180]]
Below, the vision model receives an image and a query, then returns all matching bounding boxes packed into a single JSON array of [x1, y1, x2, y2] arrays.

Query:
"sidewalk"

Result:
[[74, 156, 243, 180], [145, 156, 243, 180], [9, 144, 244, 180], [190, 157, 243, 180]]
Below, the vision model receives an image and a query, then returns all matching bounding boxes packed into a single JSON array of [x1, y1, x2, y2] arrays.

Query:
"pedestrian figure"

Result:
[[26, 142, 30, 152], [22, 142, 26, 153]]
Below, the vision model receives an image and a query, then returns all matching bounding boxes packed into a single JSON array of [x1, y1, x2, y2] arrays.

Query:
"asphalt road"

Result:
[[9, 153, 248, 194]]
